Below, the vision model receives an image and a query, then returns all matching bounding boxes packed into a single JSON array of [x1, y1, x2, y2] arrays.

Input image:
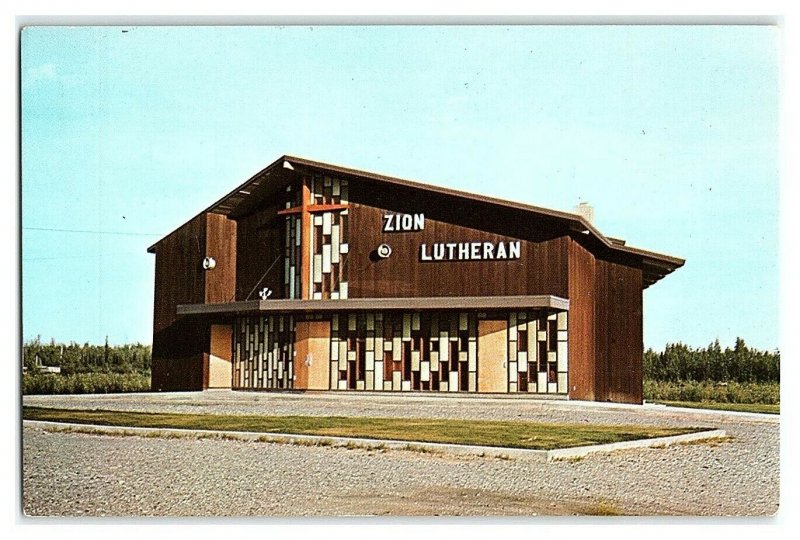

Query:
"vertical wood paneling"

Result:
[[205, 213, 237, 303], [151, 214, 208, 391], [606, 262, 643, 403], [235, 200, 285, 301], [567, 239, 596, 401], [592, 258, 644, 404], [346, 179, 570, 299]]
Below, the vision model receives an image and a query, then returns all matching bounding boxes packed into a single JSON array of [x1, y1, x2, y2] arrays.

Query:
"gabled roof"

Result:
[[149, 154, 684, 287]]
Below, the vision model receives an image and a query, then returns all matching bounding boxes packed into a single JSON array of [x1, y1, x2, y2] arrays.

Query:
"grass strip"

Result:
[[654, 401, 779, 415], [23, 407, 703, 450]]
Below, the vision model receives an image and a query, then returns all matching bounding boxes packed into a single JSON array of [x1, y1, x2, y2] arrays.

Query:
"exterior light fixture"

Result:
[[376, 244, 392, 258]]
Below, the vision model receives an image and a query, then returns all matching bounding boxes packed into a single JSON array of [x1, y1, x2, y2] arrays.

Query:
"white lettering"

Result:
[[420, 244, 432, 261], [417, 240, 522, 262], [382, 213, 426, 232], [470, 242, 481, 259], [496, 242, 507, 259]]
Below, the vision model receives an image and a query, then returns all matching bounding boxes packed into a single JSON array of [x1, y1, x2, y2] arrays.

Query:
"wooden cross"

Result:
[[276, 175, 349, 299]]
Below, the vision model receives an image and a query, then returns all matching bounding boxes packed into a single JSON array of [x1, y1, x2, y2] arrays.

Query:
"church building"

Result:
[[148, 155, 683, 404]]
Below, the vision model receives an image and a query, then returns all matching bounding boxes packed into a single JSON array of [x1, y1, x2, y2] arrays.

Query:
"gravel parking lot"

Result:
[[22, 391, 780, 516]]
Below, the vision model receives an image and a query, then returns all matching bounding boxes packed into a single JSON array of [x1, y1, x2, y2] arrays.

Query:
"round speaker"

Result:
[[202, 256, 216, 270], [376, 244, 392, 258]]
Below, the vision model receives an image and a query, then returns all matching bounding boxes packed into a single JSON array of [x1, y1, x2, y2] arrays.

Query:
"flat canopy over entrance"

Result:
[[177, 295, 569, 317]]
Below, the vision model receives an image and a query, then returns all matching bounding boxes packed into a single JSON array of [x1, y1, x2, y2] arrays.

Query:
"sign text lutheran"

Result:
[[383, 213, 521, 262]]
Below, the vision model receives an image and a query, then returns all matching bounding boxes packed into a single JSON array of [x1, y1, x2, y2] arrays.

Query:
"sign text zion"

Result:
[[383, 213, 521, 262], [383, 213, 425, 232]]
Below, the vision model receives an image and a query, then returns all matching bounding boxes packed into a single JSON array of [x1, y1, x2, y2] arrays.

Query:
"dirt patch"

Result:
[[335, 486, 630, 516]]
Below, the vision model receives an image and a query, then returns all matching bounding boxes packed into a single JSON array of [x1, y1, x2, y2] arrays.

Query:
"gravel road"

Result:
[[22, 391, 780, 517]]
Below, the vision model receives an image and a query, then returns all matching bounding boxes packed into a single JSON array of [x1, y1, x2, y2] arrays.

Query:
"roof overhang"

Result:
[[177, 295, 570, 317]]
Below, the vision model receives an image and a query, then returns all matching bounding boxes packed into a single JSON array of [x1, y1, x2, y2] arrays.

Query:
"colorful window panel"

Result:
[[329, 311, 478, 392], [308, 174, 349, 299], [507, 310, 568, 394], [283, 183, 302, 299], [232, 315, 296, 390]]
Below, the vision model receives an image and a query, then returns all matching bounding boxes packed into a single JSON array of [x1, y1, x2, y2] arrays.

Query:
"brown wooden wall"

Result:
[[152, 214, 207, 391], [234, 199, 285, 301], [347, 179, 570, 299], [567, 239, 597, 401], [205, 213, 237, 303], [594, 259, 644, 403], [566, 237, 644, 404], [152, 212, 237, 391]]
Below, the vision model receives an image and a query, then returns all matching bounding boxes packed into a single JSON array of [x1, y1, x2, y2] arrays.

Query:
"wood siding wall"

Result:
[[594, 259, 644, 403], [567, 236, 644, 404], [205, 213, 237, 304], [567, 239, 597, 401], [347, 180, 570, 299], [152, 212, 237, 391], [235, 199, 285, 301], [152, 214, 207, 391]]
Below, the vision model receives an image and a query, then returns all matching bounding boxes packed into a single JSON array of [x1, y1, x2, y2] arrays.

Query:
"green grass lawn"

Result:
[[654, 400, 779, 415], [22, 407, 705, 450]]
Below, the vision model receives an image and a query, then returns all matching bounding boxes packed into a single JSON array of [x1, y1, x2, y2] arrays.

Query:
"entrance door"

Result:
[[478, 319, 508, 393], [208, 324, 233, 389], [294, 320, 331, 390]]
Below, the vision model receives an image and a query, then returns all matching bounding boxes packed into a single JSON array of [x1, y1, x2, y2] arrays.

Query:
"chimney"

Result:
[[574, 202, 594, 225]]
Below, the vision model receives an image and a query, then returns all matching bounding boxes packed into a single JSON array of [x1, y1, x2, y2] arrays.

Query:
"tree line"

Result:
[[644, 338, 779, 383], [22, 336, 779, 384], [23, 336, 151, 375]]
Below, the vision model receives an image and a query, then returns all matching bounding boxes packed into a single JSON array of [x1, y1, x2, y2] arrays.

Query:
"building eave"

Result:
[[177, 295, 570, 317]]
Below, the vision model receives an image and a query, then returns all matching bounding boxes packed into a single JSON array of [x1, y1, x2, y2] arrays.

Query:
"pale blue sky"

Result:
[[21, 25, 779, 350]]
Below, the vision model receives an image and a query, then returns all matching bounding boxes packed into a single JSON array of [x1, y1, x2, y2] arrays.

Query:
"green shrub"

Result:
[[22, 372, 151, 395], [644, 380, 779, 404], [22, 337, 151, 376]]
